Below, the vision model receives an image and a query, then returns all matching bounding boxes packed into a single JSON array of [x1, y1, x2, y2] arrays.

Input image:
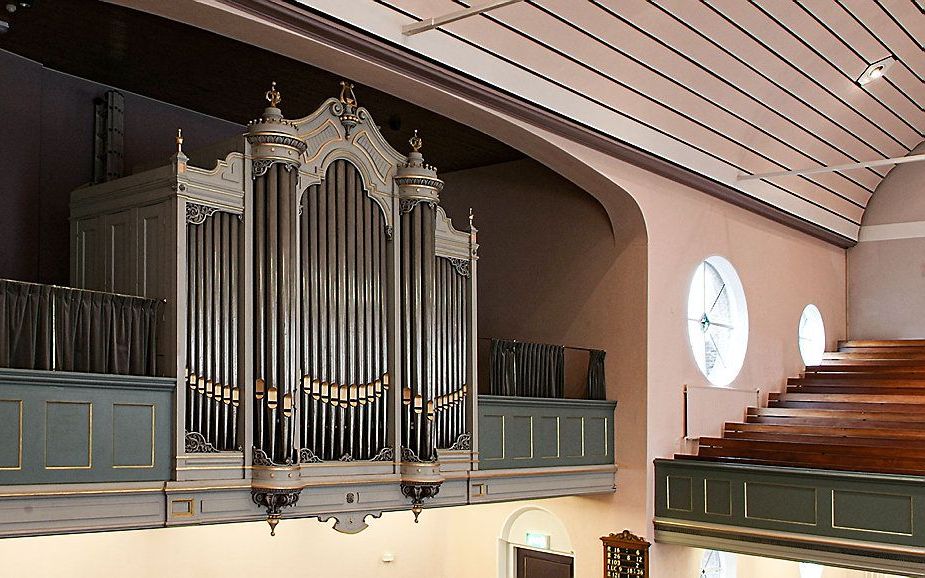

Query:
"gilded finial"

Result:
[[410, 130, 423, 153], [339, 80, 357, 107], [265, 81, 282, 108], [176, 128, 184, 153]]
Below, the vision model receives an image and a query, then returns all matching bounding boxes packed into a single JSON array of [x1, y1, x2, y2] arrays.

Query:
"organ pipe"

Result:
[[298, 160, 390, 461], [184, 208, 242, 453]]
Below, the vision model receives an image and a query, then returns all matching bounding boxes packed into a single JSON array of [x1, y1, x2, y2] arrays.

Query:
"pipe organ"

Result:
[[69, 81, 479, 532]]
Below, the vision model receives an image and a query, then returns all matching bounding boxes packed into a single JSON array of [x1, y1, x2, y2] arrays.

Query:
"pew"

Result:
[[678, 339, 925, 475]]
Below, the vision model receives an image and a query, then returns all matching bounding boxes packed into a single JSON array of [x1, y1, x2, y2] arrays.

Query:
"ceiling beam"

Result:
[[402, 0, 524, 36], [738, 154, 925, 181]]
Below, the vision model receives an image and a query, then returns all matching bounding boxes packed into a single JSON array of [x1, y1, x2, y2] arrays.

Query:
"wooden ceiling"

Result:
[[0, 0, 523, 173], [305, 0, 925, 241]]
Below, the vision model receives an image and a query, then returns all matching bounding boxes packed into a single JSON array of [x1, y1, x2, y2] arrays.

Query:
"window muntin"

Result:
[[798, 304, 826, 366], [687, 256, 749, 386]]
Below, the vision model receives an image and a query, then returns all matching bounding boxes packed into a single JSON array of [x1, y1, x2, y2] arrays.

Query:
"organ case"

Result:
[[69, 82, 479, 528]]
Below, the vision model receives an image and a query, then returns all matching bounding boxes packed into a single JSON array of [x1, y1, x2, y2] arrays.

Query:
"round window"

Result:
[[687, 256, 749, 386], [798, 305, 826, 366]]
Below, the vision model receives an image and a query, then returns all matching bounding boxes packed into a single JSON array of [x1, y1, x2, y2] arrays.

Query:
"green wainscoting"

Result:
[[478, 396, 616, 469], [0, 368, 174, 484], [654, 458, 925, 558]]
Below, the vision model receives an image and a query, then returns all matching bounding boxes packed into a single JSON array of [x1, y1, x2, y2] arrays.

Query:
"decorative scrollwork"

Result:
[[448, 258, 471, 278], [185, 432, 219, 453], [252, 447, 274, 466], [252, 158, 300, 179], [399, 198, 436, 214], [385, 225, 394, 240], [400, 446, 436, 463], [299, 448, 323, 464], [370, 447, 394, 462], [185, 203, 219, 225], [338, 453, 355, 462], [401, 481, 442, 523], [448, 432, 472, 451], [252, 488, 302, 536]]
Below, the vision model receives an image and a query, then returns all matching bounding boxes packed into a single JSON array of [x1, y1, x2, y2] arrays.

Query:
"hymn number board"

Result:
[[601, 530, 650, 578]]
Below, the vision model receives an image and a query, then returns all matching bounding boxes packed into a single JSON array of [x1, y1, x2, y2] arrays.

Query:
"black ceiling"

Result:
[[0, 0, 523, 173]]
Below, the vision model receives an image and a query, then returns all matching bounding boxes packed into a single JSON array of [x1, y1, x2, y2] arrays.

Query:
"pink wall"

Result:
[[441, 158, 649, 540], [849, 141, 925, 339]]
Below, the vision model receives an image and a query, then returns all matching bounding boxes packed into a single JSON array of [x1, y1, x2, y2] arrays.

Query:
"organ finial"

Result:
[[339, 80, 358, 107], [409, 130, 423, 153], [176, 128, 184, 153], [265, 81, 282, 108]]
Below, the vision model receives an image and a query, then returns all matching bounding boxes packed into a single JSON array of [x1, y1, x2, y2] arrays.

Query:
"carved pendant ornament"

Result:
[[401, 481, 442, 523], [251, 488, 302, 536]]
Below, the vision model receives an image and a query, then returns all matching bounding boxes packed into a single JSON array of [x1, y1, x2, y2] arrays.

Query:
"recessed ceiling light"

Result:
[[858, 57, 895, 86]]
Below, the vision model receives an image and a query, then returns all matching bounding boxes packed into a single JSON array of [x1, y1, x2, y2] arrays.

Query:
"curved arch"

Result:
[[302, 153, 392, 225]]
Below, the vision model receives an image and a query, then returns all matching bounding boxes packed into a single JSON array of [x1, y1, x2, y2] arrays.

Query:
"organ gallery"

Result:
[[0, 78, 615, 538]]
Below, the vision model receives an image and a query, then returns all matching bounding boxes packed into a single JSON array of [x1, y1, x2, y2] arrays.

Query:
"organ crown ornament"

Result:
[[246, 82, 306, 177], [395, 129, 444, 204]]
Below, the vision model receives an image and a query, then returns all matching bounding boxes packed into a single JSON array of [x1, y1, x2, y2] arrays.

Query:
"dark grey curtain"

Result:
[[0, 280, 53, 370], [489, 338, 565, 398], [489, 339, 518, 396], [587, 349, 607, 400], [0, 280, 160, 376]]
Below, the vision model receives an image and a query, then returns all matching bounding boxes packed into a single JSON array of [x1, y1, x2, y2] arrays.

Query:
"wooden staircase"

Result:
[[682, 340, 925, 475]]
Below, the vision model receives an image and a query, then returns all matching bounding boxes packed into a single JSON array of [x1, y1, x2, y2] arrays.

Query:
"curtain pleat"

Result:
[[587, 349, 606, 400], [0, 280, 160, 376], [489, 338, 565, 398]]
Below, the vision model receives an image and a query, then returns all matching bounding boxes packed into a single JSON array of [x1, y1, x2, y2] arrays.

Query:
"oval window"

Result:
[[798, 305, 826, 366], [687, 256, 749, 386]]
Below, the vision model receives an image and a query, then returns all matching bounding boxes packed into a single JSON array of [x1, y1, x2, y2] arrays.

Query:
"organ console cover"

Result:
[[69, 81, 478, 533]]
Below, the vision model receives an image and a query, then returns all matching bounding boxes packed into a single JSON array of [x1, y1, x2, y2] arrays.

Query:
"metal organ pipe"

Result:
[[298, 160, 390, 462], [184, 207, 243, 453]]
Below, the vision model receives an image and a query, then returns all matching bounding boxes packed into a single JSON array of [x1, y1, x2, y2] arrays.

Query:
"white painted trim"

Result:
[[739, 153, 925, 181], [857, 221, 925, 242], [402, 0, 524, 36]]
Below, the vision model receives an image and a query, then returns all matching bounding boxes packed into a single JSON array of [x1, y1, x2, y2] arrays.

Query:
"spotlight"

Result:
[[858, 56, 895, 86]]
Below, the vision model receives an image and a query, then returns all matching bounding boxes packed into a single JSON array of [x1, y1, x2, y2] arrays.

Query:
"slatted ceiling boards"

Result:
[[684, 340, 925, 476], [355, 0, 925, 240]]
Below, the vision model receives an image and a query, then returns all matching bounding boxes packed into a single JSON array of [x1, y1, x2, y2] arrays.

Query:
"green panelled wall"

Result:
[[0, 368, 174, 484], [655, 458, 925, 550], [478, 396, 617, 469]]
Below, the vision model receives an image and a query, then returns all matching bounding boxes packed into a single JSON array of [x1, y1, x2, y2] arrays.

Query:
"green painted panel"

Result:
[[480, 414, 504, 461], [477, 396, 616, 469], [536, 416, 559, 459], [0, 400, 22, 469], [833, 490, 913, 536], [508, 416, 533, 460], [667, 475, 693, 512], [561, 417, 584, 458], [112, 404, 154, 468], [705, 478, 732, 516], [654, 459, 925, 552], [586, 416, 608, 457], [45, 401, 92, 469], [745, 482, 816, 525], [0, 368, 173, 484]]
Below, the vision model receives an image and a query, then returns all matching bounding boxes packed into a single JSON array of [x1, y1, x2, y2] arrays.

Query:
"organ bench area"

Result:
[[655, 340, 925, 576], [0, 83, 617, 538]]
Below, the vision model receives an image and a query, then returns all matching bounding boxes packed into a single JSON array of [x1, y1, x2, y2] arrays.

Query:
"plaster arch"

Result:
[[497, 506, 575, 578]]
